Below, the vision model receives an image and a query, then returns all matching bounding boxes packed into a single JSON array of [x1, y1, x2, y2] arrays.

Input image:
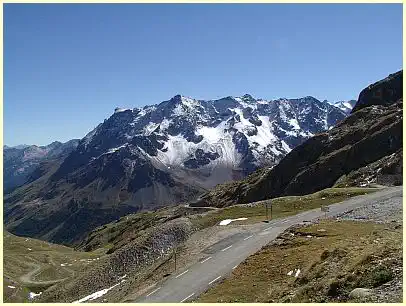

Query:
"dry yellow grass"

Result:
[[197, 219, 402, 303]]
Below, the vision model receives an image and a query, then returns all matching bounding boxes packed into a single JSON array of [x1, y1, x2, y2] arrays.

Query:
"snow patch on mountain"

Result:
[[329, 100, 356, 114], [251, 116, 277, 147], [156, 134, 194, 165], [155, 121, 241, 168], [288, 118, 300, 130], [106, 144, 128, 154], [196, 123, 227, 143], [144, 122, 160, 135]]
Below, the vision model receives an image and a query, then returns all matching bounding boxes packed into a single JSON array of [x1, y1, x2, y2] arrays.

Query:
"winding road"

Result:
[[133, 186, 402, 303], [19, 256, 73, 286]]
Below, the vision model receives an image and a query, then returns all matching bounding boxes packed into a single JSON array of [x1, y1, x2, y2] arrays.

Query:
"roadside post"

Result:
[[265, 202, 272, 223], [321, 205, 329, 218], [265, 202, 269, 222]]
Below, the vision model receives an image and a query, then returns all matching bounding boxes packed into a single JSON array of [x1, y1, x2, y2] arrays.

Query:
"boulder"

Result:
[[349, 288, 372, 299]]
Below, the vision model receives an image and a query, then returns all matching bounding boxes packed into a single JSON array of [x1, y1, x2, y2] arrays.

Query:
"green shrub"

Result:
[[359, 265, 393, 288], [370, 266, 393, 287]]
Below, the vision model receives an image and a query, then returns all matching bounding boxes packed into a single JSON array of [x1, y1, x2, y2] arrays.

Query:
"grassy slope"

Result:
[[191, 187, 378, 229], [197, 219, 402, 303], [3, 231, 103, 303]]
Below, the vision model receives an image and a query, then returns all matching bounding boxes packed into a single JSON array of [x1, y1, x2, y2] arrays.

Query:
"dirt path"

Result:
[[19, 256, 71, 286]]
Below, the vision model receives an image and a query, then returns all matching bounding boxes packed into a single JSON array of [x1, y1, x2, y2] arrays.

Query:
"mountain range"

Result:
[[4, 95, 352, 244], [4, 140, 80, 193]]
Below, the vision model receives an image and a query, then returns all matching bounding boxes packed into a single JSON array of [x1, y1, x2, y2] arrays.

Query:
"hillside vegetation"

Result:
[[3, 231, 103, 303]]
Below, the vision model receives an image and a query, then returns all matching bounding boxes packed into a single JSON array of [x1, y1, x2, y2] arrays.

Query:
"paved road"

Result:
[[134, 186, 402, 303]]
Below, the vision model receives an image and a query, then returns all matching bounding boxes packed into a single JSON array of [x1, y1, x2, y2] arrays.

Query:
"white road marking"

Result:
[[180, 293, 195, 303], [200, 256, 212, 263], [209, 276, 222, 285], [221, 245, 233, 252], [244, 235, 253, 240], [146, 287, 161, 297], [175, 270, 189, 278], [232, 265, 238, 270], [263, 220, 286, 231]]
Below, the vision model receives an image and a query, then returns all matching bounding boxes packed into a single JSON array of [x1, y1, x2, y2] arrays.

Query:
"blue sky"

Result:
[[4, 4, 402, 146]]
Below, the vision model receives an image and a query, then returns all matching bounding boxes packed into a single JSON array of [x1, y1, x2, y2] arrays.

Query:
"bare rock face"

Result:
[[334, 149, 402, 188], [192, 71, 403, 208], [352, 70, 402, 113], [349, 288, 372, 299]]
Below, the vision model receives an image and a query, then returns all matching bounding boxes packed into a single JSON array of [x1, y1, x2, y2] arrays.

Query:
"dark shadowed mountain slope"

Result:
[[191, 71, 402, 208], [352, 70, 402, 113]]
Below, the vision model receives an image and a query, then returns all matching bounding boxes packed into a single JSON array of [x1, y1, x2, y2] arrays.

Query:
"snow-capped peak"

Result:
[[328, 100, 357, 114], [75, 93, 349, 191]]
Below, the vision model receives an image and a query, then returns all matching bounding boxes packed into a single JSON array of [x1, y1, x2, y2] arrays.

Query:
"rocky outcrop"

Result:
[[334, 149, 402, 187], [352, 70, 402, 113], [191, 71, 403, 208]]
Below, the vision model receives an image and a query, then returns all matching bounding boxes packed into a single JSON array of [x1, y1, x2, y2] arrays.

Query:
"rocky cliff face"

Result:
[[352, 71, 402, 113], [191, 71, 403, 208]]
